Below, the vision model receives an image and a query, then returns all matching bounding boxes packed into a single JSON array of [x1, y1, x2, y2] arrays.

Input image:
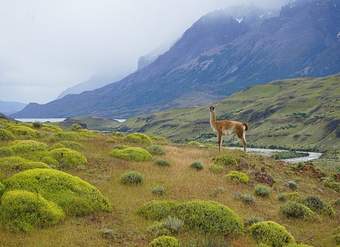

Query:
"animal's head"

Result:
[[209, 106, 215, 112]]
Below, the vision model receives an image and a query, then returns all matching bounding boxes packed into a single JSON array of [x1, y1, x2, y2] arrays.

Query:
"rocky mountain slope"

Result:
[[14, 0, 340, 118]]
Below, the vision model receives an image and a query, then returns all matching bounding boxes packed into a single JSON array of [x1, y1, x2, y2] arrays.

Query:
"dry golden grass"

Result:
[[0, 132, 339, 247]]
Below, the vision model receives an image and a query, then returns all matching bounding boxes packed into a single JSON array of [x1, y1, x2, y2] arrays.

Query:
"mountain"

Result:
[[0, 100, 26, 115], [57, 73, 127, 99], [14, 0, 340, 118], [118, 74, 340, 151]]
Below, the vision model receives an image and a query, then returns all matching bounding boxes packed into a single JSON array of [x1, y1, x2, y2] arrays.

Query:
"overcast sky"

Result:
[[0, 0, 287, 104]]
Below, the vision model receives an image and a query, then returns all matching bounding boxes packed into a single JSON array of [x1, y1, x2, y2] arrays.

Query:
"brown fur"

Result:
[[209, 106, 248, 152]]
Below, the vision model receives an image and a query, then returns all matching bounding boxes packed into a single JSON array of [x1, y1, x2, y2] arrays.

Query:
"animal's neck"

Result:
[[210, 111, 217, 130]]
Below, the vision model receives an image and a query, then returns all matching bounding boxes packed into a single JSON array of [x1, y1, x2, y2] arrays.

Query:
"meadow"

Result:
[[0, 117, 339, 247]]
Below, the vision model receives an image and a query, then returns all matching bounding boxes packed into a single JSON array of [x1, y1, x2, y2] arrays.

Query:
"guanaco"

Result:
[[209, 106, 248, 152]]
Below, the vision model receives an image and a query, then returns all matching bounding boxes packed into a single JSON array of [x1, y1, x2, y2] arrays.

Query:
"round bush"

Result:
[[190, 161, 204, 170], [111, 147, 152, 162], [147, 145, 165, 155], [137, 200, 178, 221], [249, 221, 295, 247], [0, 129, 15, 141], [244, 216, 264, 227], [323, 177, 340, 192], [287, 180, 298, 190], [302, 196, 335, 217], [162, 216, 184, 234], [280, 201, 316, 219], [154, 160, 170, 167], [147, 222, 171, 238], [209, 164, 224, 174], [0, 156, 49, 179], [58, 141, 83, 151], [0, 147, 14, 157], [32, 122, 43, 129], [149, 236, 179, 247], [152, 185, 166, 196], [213, 155, 237, 167], [226, 171, 249, 184], [255, 184, 272, 197], [0, 190, 64, 232], [125, 133, 152, 145], [120, 171, 144, 185], [277, 192, 300, 202], [49, 147, 87, 169], [41, 156, 59, 167], [240, 193, 255, 205], [175, 200, 243, 236], [8, 125, 37, 137], [3, 168, 111, 216], [10, 140, 48, 153]]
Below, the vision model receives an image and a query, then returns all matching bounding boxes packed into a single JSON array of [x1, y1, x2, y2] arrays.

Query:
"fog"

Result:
[[0, 0, 288, 104]]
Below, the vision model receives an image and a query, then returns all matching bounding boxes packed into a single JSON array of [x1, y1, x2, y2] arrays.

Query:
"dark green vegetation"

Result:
[[0, 117, 338, 246], [14, 0, 340, 118], [273, 151, 309, 160], [120, 75, 340, 152]]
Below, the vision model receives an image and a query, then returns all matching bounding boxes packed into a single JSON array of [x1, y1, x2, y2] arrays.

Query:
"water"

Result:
[[15, 118, 66, 123]]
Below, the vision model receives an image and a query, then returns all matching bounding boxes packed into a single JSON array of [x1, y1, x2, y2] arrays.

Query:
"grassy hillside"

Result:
[[0, 116, 339, 246], [119, 75, 340, 152]]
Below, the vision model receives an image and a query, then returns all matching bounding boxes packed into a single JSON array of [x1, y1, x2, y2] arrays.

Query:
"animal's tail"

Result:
[[243, 122, 249, 131]]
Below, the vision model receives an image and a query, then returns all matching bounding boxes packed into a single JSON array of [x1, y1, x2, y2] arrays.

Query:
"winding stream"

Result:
[[227, 147, 322, 163]]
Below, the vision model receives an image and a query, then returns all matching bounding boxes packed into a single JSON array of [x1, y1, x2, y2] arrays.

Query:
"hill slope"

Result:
[[118, 74, 340, 151], [14, 0, 340, 118], [0, 100, 26, 115]]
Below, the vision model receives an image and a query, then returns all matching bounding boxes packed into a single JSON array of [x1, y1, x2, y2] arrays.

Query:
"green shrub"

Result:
[[0, 156, 49, 179], [54, 131, 81, 141], [49, 148, 87, 169], [302, 196, 335, 217], [152, 185, 166, 196], [8, 125, 37, 137], [10, 140, 48, 153], [277, 192, 300, 202], [286, 244, 314, 247], [137, 200, 178, 221], [286, 180, 298, 190], [280, 201, 316, 219], [154, 160, 170, 167], [125, 133, 152, 145], [190, 161, 204, 170], [162, 216, 184, 234], [239, 193, 255, 205], [0, 147, 14, 157], [4, 168, 111, 216], [209, 164, 224, 174], [149, 236, 179, 247], [213, 155, 237, 167], [175, 200, 243, 236], [249, 221, 295, 247], [120, 171, 144, 185], [54, 141, 83, 151], [323, 177, 340, 192], [147, 222, 172, 238], [0, 129, 15, 141], [0, 190, 64, 232], [41, 156, 59, 167], [147, 145, 165, 155], [32, 122, 43, 129], [0, 182, 5, 197], [112, 131, 125, 138], [71, 123, 82, 131], [226, 171, 249, 184], [111, 147, 152, 162], [255, 184, 271, 197]]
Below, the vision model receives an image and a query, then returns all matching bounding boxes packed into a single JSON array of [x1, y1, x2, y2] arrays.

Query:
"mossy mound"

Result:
[[0, 129, 15, 141], [175, 200, 243, 235], [49, 148, 87, 169], [149, 236, 180, 247], [137, 200, 179, 221], [53, 131, 82, 141], [280, 201, 316, 220], [0, 147, 14, 157], [125, 133, 152, 145], [255, 184, 272, 197], [58, 141, 83, 151], [111, 147, 152, 162], [138, 200, 243, 236], [0, 190, 65, 232], [7, 125, 37, 137], [226, 171, 249, 184], [0, 156, 49, 179], [249, 221, 295, 247], [10, 140, 48, 153], [213, 154, 238, 166], [209, 164, 224, 174], [4, 169, 111, 216]]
